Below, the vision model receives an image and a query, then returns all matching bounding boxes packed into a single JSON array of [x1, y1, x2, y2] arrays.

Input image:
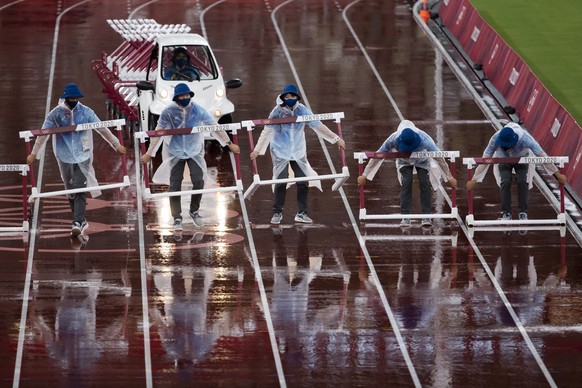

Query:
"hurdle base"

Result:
[[466, 214, 566, 227], [243, 175, 261, 200], [331, 166, 350, 191]]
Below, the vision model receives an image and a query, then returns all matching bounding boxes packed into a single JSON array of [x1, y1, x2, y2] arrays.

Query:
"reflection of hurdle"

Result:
[[19, 119, 130, 202], [242, 112, 349, 200], [464, 156, 568, 227], [354, 151, 459, 221], [0, 164, 30, 232], [135, 123, 242, 199]]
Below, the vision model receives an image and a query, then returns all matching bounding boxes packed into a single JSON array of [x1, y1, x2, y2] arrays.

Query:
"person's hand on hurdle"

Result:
[[448, 176, 457, 188], [554, 171, 567, 185], [141, 154, 152, 164], [250, 150, 259, 160], [357, 175, 367, 186], [466, 179, 477, 191], [26, 153, 36, 165], [116, 145, 127, 154], [337, 138, 346, 149], [228, 143, 240, 154]]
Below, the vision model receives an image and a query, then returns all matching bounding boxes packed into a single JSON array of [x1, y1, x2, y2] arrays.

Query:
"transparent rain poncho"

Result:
[[253, 97, 341, 191], [147, 101, 230, 185], [31, 100, 121, 197], [363, 120, 451, 190], [471, 122, 558, 189]]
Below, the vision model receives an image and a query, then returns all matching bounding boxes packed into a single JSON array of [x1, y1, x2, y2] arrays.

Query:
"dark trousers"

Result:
[[273, 161, 308, 214], [399, 165, 431, 214], [169, 158, 204, 220], [499, 163, 528, 214], [62, 162, 87, 224]]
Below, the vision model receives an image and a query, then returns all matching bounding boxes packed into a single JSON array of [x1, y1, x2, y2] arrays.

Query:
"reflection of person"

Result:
[[357, 120, 457, 227], [141, 83, 240, 230], [250, 84, 346, 225], [26, 83, 126, 236], [164, 47, 200, 81], [466, 123, 567, 220]]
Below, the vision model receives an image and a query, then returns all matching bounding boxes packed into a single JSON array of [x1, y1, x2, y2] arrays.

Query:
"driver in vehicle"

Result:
[[164, 47, 200, 81]]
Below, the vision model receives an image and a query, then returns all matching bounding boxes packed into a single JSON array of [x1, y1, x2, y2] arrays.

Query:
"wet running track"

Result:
[[1, 0, 581, 387]]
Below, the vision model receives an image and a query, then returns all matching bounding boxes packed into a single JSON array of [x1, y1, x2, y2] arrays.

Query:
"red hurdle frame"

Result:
[[354, 150, 459, 221], [241, 112, 349, 200], [464, 156, 568, 227], [19, 119, 130, 202]]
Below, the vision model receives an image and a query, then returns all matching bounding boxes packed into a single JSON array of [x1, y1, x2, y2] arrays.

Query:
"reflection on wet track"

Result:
[[1, 0, 581, 387]]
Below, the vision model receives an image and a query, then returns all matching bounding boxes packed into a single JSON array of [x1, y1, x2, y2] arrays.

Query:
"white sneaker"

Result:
[[519, 212, 528, 221], [71, 220, 88, 237], [190, 211, 204, 227], [173, 218, 183, 231], [421, 218, 432, 227], [294, 213, 313, 224], [271, 213, 283, 225], [499, 213, 512, 221]]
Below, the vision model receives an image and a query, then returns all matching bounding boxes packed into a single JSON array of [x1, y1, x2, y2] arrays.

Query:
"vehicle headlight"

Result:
[[214, 109, 222, 117], [216, 88, 224, 98], [159, 89, 169, 99]]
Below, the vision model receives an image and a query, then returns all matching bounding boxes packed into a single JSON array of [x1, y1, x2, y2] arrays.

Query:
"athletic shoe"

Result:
[[519, 212, 528, 221], [71, 220, 88, 237], [499, 213, 512, 221], [173, 218, 183, 231], [271, 213, 283, 225], [190, 212, 204, 227], [421, 218, 433, 227], [294, 212, 313, 224], [400, 218, 411, 227]]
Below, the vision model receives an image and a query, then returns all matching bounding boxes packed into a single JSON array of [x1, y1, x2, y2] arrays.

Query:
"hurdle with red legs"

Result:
[[354, 150, 459, 221], [135, 122, 243, 199], [241, 112, 349, 200], [0, 164, 30, 232], [19, 119, 130, 201], [464, 156, 568, 228]]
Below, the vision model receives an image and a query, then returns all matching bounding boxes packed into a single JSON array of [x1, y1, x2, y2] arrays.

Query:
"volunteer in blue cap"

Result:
[[466, 122, 567, 220], [250, 84, 346, 225], [357, 120, 457, 227], [26, 83, 126, 237], [141, 83, 240, 231]]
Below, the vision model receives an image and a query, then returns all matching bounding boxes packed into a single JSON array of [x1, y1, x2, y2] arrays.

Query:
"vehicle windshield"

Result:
[[161, 45, 217, 82]]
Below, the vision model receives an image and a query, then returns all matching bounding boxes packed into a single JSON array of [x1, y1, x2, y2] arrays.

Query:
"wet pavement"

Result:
[[1, 0, 581, 387]]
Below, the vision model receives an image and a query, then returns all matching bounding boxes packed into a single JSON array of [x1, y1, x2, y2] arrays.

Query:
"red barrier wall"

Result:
[[439, 0, 582, 196]]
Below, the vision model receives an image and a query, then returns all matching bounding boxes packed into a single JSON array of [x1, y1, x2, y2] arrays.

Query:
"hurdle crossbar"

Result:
[[354, 151, 459, 221], [135, 123, 243, 199], [464, 156, 569, 227], [19, 119, 130, 202], [0, 164, 30, 232], [241, 112, 349, 200]]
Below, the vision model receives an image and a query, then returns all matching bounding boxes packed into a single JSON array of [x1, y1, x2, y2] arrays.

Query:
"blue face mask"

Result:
[[66, 99, 78, 109], [284, 98, 297, 107], [176, 58, 187, 67], [176, 98, 190, 107]]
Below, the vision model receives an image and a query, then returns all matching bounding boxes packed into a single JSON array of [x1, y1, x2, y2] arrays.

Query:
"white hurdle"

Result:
[[0, 164, 30, 233], [354, 151, 459, 221], [464, 156, 569, 227], [19, 119, 130, 202], [242, 112, 349, 200], [135, 123, 243, 199]]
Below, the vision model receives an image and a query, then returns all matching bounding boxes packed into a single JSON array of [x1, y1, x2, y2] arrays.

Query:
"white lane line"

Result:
[[13, 2, 93, 387], [135, 145, 153, 387], [0, 0, 27, 12], [200, 0, 228, 41], [128, 0, 159, 20], [229, 154, 287, 388], [272, 1, 420, 387]]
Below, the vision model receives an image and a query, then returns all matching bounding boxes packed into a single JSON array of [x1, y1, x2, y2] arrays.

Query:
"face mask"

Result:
[[284, 98, 297, 107], [177, 98, 190, 107], [66, 99, 78, 109], [176, 58, 187, 67]]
